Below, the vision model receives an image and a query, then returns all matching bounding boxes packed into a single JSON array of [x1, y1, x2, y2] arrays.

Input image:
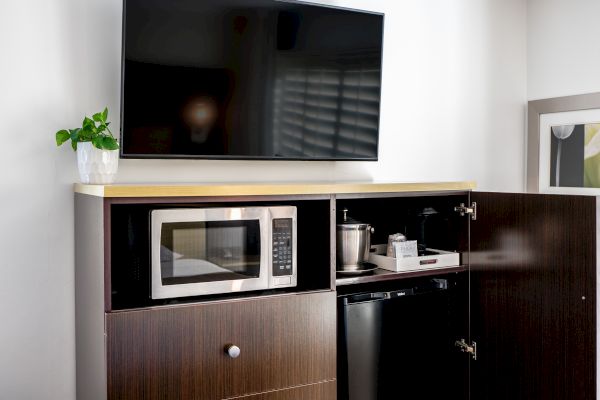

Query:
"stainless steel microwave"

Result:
[[150, 206, 297, 299]]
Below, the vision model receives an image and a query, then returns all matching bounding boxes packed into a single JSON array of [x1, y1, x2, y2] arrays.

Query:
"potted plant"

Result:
[[55, 107, 120, 184]]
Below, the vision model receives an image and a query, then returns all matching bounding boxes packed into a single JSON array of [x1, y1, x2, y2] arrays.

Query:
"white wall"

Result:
[[528, 0, 600, 100], [0, 0, 526, 398]]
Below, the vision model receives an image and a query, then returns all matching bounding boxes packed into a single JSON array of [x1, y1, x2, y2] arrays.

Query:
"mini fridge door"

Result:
[[338, 278, 468, 400]]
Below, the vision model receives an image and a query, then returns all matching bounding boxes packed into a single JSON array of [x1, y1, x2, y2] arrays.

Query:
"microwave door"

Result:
[[151, 208, 270, 299]]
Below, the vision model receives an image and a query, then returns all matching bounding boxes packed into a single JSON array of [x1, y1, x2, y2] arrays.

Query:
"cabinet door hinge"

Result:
[[454, 202, 477, 220], [455, 338, 477, 360]]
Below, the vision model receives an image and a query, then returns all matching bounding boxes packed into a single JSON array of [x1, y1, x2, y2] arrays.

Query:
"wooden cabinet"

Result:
[[75, 186, 341, 400], [106, 292, 336, 400], [469, 192, 596, 400], [336, 191, 597, 400], [75, 182, 596, 400]]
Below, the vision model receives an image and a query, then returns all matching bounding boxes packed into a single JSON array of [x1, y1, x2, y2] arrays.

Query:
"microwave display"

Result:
[[160, 220, 261, 286]]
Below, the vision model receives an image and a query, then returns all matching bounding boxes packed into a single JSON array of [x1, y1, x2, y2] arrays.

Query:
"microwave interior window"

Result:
[[160, 220, 261, 285]]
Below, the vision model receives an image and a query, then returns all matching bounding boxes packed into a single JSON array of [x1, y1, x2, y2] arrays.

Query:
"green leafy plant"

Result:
[[55, 107, 119, 151]]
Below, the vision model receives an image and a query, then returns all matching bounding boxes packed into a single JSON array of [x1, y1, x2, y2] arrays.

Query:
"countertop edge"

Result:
[[74, 181, 476, 198]]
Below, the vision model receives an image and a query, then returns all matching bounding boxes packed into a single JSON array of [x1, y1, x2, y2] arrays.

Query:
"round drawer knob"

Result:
[[225, 344, 241, 359]]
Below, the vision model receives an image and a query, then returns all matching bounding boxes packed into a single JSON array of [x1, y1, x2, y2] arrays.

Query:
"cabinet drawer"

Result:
[[106, 292, 336, 400], [229, 380, 336, 400]]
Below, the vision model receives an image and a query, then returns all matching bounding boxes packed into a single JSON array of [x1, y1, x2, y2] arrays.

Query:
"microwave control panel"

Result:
[[272, 218, 293, 276]]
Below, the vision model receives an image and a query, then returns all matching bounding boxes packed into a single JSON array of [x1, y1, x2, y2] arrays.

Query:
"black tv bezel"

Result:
[[119, 0, 385, 161]]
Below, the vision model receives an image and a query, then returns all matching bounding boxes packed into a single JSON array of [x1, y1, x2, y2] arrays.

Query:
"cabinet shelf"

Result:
[[335, 265, 467, 286]]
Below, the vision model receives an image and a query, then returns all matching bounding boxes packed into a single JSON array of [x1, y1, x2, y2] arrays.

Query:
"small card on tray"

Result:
[[394, 240, 418, 258]]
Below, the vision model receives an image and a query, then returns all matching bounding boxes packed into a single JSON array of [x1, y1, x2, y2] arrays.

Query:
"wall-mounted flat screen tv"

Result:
[[121, 0, 384, 160]]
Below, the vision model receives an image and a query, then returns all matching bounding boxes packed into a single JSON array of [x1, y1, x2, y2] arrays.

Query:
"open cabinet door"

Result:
[[469, 192, 596, 400]]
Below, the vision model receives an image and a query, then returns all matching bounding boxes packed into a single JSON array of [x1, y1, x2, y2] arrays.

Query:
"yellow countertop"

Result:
[[74, 181, 476, 198]]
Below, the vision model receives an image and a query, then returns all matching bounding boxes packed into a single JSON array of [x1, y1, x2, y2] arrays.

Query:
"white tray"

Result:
[[368, 244, 460, 273]]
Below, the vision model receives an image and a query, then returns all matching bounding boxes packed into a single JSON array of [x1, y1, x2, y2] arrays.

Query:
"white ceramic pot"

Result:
[[76, 142, 119, 184]]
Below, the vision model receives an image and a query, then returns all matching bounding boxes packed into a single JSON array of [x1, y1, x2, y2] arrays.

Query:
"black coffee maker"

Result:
[[407, 207, 439, 256]]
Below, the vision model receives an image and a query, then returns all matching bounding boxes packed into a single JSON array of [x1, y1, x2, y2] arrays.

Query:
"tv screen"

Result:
[[121, 0, 384, 160]]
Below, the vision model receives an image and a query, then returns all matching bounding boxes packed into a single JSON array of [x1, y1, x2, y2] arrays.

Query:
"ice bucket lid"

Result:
[[337, 208, 370, 230]]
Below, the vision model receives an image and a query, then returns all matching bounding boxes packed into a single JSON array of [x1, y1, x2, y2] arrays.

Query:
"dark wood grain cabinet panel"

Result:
[[106, 291, 336, 400], [229, 381, 336, 399], [470, 193, 596, 400]]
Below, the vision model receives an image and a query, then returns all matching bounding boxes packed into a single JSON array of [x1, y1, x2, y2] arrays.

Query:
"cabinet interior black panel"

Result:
[[109, 199, 331, 310], [336, 194, 470, 256]]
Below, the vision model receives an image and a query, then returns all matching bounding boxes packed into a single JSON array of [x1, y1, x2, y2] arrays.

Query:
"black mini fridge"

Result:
[[338, 278, 468, 400]]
